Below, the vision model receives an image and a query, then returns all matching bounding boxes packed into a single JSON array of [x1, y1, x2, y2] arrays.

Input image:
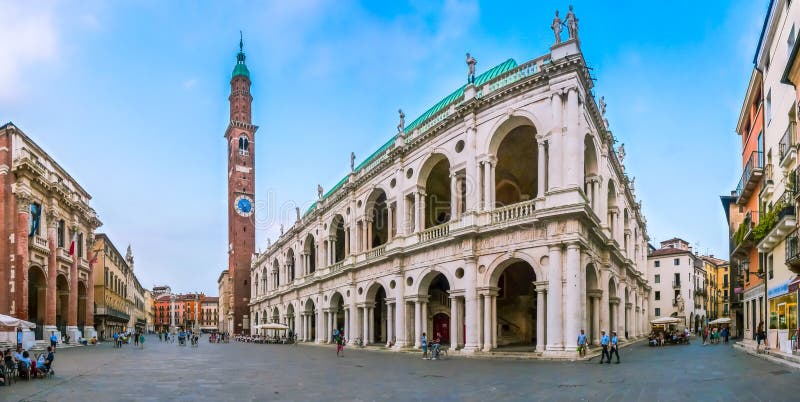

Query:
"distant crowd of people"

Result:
[[112, 331, 146, 349]]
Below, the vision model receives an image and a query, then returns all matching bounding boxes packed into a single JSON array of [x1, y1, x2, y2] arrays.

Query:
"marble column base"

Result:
[[66, 326, 82, 344]]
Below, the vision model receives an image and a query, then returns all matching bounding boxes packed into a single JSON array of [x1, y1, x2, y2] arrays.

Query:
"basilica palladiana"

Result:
[[248, 16, 650, 358]]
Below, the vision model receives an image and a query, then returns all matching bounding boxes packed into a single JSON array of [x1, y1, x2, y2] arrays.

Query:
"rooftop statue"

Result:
[[350, 152, 356, 172], [599, 96, 606, 116], [565, 5, 579, 42], [397, 109, 405, 133], [617, 143, 626, 164], [317, 184, 323, 199], [466, 53, 477, 84], [295, 206, 300, 221], [551, 10, 563, 45]]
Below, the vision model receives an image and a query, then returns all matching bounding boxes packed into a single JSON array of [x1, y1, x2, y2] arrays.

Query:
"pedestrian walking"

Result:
[[722, 327, 729, 343], [577, 329, 587, 357], [336, 331, 346, 357], [702, 327, 708, 345], [50, 332, 58, 352], [113, 332, 119, 349], [599, 330, 610, 364], [140, 333, 146, 349], [134, 332, 140, 347], [421, 332, 429, 360], [609, 331, 621, 364]]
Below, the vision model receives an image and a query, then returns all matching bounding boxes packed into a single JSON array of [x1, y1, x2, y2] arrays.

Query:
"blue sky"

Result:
[[1, 0, 766, 294]]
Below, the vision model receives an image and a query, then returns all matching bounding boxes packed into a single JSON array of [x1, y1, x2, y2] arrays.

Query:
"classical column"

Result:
[[344, 308, 350, 339], [564, 243, 581, 352], [344, 229, 350, 256], [535, 282, 547, 352], [483, 160, 495, 210], [368, 306, 376, 344], [67, 246, 79, 339], [491, 292, 498, 349], [45, 220, 58, 328], [464, 257, 480, 351], [600, 269, 610, 335], [418, 193, 426, 231], [564, 88, 582, 187], [609, 298, 619, 337], [394, 278, 407, 349], [421, 301, 428, 340], [588, 291, 602, 345], [362, 306, 369, 345], [386, 302, 394, 346], [549, 92, 563, 189], [450, 173, 458, 220], [449, 296, 458, 347], [413, 192, 422, 232], [617, 282, 627, 339], [85, 247, 96, 336], [537, 140, 547, 197], [387, 205, 394, 242], [414, 301, 422, 348], [546, 245, 563, 351], [366, 220, 373, 250], [483, 293, 492, 351], [15, 197, 31, 320]]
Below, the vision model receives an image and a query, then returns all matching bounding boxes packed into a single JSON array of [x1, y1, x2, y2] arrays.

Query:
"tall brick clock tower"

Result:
[[226, 35, 256, 334]]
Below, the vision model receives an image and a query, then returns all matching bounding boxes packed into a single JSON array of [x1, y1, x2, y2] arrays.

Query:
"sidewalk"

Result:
[[734, 339, 800, 370]]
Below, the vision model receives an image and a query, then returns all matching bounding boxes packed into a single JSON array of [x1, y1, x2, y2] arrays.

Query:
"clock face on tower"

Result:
[[234, 195, 254, 217]]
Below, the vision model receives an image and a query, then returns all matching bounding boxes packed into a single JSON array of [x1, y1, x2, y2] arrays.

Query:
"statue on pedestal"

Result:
[[295, 206, 300, 221], [551, 11, 563, 45], [617, 143, 626, 164], [566, 5, 579, 42], [317, 184, 323, 199], [350, 152, 356, 172], [466, 53, 477, 84]]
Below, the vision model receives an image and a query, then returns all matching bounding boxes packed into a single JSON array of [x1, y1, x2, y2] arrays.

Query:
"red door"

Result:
[[433, 313, 450, 344]]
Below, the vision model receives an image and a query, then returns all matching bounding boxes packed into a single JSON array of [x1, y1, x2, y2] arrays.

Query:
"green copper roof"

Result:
[[302, 58, 519, 218], [403, 58, 517, 133], [232, 60, 250, 79]]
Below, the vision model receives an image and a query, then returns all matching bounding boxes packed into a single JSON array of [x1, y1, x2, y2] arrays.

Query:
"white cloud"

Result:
[[0, 1, 59, 102]]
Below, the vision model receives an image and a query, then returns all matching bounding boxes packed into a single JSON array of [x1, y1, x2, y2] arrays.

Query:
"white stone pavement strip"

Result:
[[1, 335, 800, 401]]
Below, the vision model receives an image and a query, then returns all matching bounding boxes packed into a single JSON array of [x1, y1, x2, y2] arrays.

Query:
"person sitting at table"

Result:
[[18, 351, 32, 379]]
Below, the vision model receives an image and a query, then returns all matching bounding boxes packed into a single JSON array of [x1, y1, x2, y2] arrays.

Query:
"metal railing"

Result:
[[786, 234, 800, 263], [779, 122, 796, 162], [672, 280, 681, 289], [735, 151, 764, 199]]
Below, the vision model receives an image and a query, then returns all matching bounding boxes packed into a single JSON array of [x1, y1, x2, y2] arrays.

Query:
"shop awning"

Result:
[[0, 314, 36, 329], [709, 317, 731, 325], [788, 276, 800, 293], [650, 317, 682, 325]]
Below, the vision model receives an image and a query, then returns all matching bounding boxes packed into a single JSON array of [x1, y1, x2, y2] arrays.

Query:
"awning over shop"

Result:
[[709, 317, 731, 325], [650, 317, 682, 325], [0, 314, 36, 329]]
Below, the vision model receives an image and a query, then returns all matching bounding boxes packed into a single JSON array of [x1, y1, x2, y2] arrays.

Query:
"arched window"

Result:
[[238, 136, 249, 155]]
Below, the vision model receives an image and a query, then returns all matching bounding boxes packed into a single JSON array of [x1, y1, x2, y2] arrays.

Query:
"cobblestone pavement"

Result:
[[2, 335, 800, 401]]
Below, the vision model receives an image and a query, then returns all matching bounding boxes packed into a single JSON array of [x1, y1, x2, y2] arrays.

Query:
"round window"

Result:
[[358, 287, 363, 295], [406, 168, 414, 179], [390, 178, 397, 188], [455, 140, 465, 153], [389, 280, 396, 289], [455, 268, 464, 279], [406, 277, 414, 286]]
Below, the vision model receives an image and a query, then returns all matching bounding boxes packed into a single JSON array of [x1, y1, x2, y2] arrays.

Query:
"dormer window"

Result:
[[239, 135, 249, 156]]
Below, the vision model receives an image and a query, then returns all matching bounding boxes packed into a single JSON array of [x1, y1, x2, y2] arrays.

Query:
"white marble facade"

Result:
[[250, 40, 650, 358]]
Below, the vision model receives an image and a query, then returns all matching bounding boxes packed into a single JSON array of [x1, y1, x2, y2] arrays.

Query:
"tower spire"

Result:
[[239, 30, 243, 53]]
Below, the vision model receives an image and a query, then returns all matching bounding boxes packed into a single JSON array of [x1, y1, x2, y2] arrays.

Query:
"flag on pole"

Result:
[[68, 232, 78, 256]]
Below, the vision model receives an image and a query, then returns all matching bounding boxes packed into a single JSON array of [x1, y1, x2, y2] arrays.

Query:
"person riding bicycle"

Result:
[[431, 332, 442, 360]]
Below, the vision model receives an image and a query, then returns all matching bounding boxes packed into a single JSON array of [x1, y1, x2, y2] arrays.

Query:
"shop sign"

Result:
[[768, 281, 790, 298]]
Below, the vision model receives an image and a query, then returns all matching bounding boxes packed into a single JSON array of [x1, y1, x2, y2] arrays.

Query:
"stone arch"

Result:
[[28, 265, 47, 334], [585, 262, 601, 344], [412, 266, 457, 297], [260, 266, 268, 293], [417, 153, 453, 228], [493, 121, 539, 206], [485, 252, 544, 287], [365, 188, 389, 248], [584, 134, 600, 208], [286, 303, 297, 335], [329, 214, 346, 263], [484, 112, 542, 156], [271, 306, 280, 323], [56, 273, 70, 333], [490, 258, 539, 347]]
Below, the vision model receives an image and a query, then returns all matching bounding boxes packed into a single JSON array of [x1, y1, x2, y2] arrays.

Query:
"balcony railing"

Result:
[[735, 151, 764, 205], [786, 233, 800, 274], [490, 199, 536, 224], [366, 245, 386, 259], [780, 121, 798, 168], [756, 189, 797, 252], [418, 222, 450, 243], [672, 280, 681, 289]]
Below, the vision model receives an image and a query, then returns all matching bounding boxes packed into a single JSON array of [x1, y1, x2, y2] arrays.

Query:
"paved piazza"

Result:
[[1, 336, 798, 401]]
